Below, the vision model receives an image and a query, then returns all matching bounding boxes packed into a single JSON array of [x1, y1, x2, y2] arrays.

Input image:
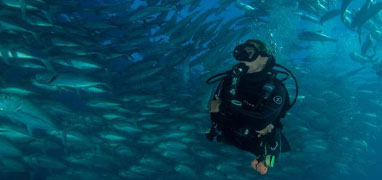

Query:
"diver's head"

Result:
[[233, 39, 271, 62], [233, 39, 273, 73]]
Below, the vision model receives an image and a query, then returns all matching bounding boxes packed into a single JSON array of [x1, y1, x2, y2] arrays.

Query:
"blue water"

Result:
[[0, 0, 382, 180]]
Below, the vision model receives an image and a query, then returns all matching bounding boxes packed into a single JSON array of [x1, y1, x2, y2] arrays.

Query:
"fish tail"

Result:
[[20, 0, 26, 19], [61, 131, 67, 145], [41, 60, 56, 73], [0, 50, 10, 64], [27, 125, 34, 136], [357, 28, 362, 43], [319, 17, 324, 25], [48, 74, 58, 84], [372, 44, 377, 57]]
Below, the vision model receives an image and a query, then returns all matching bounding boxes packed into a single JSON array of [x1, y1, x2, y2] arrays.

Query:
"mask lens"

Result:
[[233, 44, 249, 61], [233, 43, 258, 62]]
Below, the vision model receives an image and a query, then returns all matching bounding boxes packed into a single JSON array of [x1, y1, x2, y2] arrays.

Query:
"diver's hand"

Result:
[[209, 95, 221, 113], [205, 128, 215, 141], [256, 124, 274, 138]]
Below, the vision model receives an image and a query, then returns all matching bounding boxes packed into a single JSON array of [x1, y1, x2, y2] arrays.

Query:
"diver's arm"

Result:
[[210, 72, 232, 112], [207, 74, 230, 140], [232, 85, 287, 130], [212, 79, 225, 100], [212, 71, 231, 101], [209, 79, 225, 113]]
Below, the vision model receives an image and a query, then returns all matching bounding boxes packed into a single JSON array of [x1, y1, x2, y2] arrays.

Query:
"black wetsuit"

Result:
[[209, 61, 291, 161]]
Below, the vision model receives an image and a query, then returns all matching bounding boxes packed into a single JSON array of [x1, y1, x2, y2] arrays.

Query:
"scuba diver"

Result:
[[205, 39, 298, 175]]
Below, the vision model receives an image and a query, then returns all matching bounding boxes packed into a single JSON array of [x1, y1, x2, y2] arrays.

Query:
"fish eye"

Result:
[[3, 96, 8, 99]]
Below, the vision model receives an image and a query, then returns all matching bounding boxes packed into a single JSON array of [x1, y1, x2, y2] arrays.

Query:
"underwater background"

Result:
[[0, 0, 381, 179]]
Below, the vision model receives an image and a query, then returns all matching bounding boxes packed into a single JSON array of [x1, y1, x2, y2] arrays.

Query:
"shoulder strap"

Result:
[[273, 79, 290, 118]]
